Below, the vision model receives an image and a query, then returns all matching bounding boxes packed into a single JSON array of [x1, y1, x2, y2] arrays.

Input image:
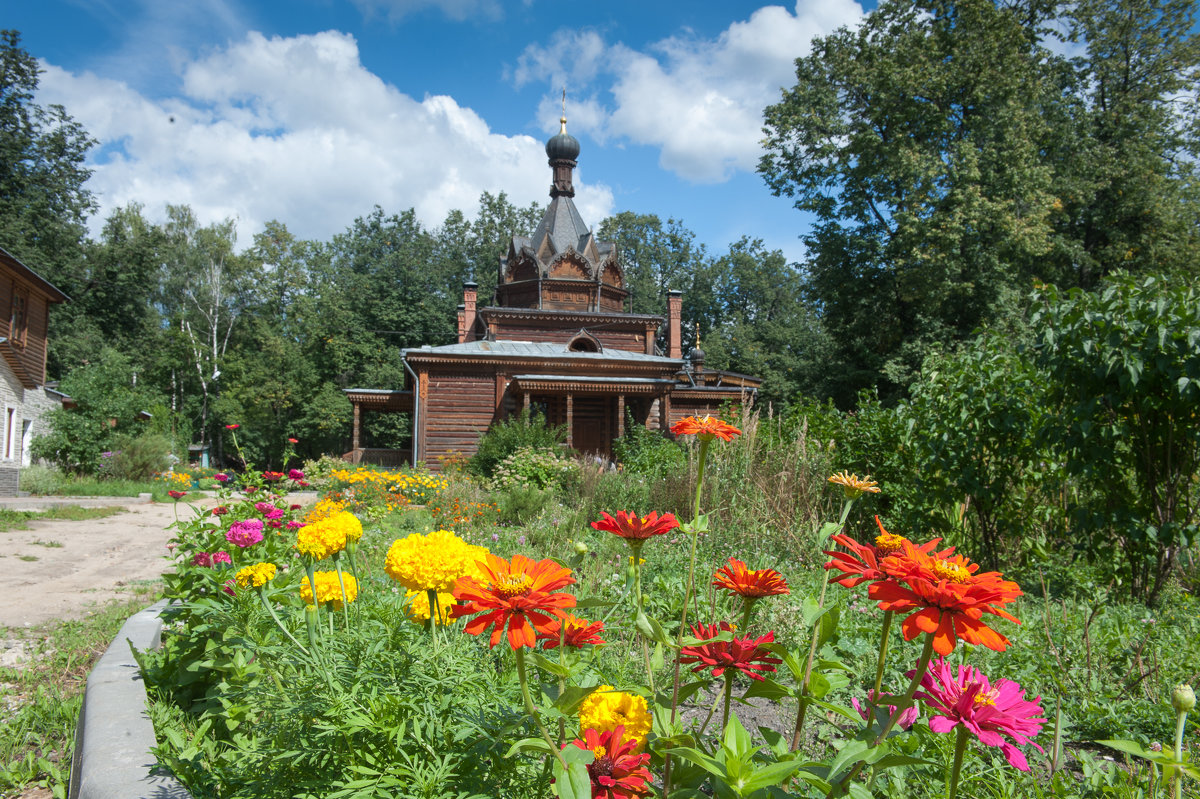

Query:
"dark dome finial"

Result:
[[545, 88, 579, 196]]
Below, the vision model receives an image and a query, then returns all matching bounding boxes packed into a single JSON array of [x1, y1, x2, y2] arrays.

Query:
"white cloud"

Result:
[[36, 30, 613, 246], [515, 0, 865, 183]]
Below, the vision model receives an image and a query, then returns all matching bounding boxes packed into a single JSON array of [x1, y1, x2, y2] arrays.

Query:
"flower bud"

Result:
[[574, 541, 588, 555], [1172, 684, 1195, 713]]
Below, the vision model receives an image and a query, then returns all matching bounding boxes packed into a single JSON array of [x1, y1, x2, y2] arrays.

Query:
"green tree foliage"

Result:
[[31, 349, 165, 474], [597, 212, 707, 320], [1033, 273, 1200, 605], [0, 30, 95, 273], [434, 191, 542, 305], [761, 0, 1200, 404]]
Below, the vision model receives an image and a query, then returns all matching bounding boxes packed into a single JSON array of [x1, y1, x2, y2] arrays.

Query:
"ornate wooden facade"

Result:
[[345, 117, 761, 469]]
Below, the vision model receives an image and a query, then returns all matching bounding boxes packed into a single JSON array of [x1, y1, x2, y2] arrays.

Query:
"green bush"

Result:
[[18, 465, 65, 495], [107, 433, 173, 481], [468, 408, 564, 479], [613, 420, 686, 476], [490, 445, 580, 492]]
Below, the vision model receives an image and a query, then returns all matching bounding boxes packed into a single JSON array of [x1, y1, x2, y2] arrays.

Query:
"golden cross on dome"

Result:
[[560, 87, 568, 133], [695, 322, 701, 350]]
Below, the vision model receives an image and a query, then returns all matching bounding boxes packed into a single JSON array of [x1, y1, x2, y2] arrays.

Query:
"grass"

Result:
[[0, 582, 162, 798], [0, 506, 126, 533]]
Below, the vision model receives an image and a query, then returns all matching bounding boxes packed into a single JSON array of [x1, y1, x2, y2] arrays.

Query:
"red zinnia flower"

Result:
[[869, 540, 1022, 656], [262, 471, 285, 482], [451, 553, 576, 650], [211, 505, 229, 516], [913, 657, 1046, 771], [590, 511, 679, 542], [824, 516, 951, 588], [537, 612, 605, 649], [224, 424, 239, 430], [167, 490, 187, 499], [679, 621, 782, 681], [287, 437, 299, 443], [669, 415, 741, 441], [712, 558, 790, 598], [564, 725, 653, 799]]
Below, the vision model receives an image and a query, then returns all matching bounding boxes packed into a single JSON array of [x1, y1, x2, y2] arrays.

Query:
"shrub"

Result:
[[468, 408, 564, 479], [613, 420, 686, 476], [490, 445, 580, 492], [18, 464, 65, 495], [107, 433, 173, 481]]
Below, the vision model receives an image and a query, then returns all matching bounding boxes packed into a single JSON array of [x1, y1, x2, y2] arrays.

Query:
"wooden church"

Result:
[[345, 115, 760, 469]]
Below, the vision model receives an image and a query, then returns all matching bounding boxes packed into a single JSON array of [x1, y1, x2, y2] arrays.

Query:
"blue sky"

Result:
[[11, 0, 867, 263]]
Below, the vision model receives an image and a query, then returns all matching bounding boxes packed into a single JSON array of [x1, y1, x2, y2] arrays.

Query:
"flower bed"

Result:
[[140, 422, 1198, 799]]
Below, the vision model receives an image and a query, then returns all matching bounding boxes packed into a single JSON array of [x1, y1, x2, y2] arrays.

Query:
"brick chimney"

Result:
[[459, 282, 478, 343], [667, 290, 682, 359]]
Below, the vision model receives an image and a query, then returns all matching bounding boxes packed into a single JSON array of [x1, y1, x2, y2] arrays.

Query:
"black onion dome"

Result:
[[546, 117, 580, 161], [690, 346, 706, 362]]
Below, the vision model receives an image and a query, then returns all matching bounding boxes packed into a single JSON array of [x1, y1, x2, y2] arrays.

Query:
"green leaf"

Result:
[[554, 750, 594, 799], [531, 653, 571, 678], [635, 612, 672, 646], [504, 737, 553, 758]]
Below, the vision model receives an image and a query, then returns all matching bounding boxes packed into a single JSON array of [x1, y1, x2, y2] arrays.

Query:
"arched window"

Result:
[[567, 332, 602, 353]]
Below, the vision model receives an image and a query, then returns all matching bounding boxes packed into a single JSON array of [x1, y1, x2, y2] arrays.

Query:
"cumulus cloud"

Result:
[[37, 30, 613, 245], [514, 0, 864, 183]]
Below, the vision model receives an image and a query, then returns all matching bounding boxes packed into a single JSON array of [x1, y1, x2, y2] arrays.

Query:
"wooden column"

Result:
[[617, 394, 625, 438], [352, 402, 361, 452], [566, 393, 574, 448], [659, 392, 670, 431], [523, 391, 530, 411]]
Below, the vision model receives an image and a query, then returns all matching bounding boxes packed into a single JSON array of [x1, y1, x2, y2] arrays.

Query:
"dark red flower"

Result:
[[713, 558, 790, 598], [211, 505, 229, 516], [537, 612, 605, 649], [679, 621, 782, 681], [262, 471, 285, 482], [287, 437, 299, 444], [167, 490, 187, 499], [289, 503, 301, 510], [564, 725, 653, 799], [591, 511, 680, 542]]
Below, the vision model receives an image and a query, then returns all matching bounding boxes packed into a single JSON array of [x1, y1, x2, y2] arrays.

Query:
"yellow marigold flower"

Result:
[[300, 570, 357, 609], [828, 471, 881, 499], [305, 497, 346, 523], [384, 529, 489, 593], [235, 562, 277, 589], [295, 513, 359, 560], [578, 686, 652, 750], [406, 589, 457, 626]]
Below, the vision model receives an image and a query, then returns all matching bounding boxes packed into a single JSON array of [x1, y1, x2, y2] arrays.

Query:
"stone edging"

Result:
[[68, 599, 192, 799]]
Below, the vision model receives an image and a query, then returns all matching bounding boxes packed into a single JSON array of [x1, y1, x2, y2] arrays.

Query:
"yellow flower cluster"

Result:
[[154, 471, 193, 488], [235, 562, 277, 589], [295, 511, 362, 560], [405, 589, 457, 626], [384, 529, 488, 593], [300, 570, 358, 609], [578, 686, 652, 749], [329, 468, 449, 504], [305, 496, 346, 523]]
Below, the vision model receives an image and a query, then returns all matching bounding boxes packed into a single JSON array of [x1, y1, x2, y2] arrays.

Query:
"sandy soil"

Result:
[[0, 498, 204, 629]]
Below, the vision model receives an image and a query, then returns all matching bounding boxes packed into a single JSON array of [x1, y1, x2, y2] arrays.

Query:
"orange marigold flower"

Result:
[[712, 558, 790, 598], [828, 470, 881, 499], [824, 516, 951, 588], [591, 511, 680, 542], [869, 540, 1023, 656], [536, 612, 605, 649], [564, 725, 653, 799], [451, 553, 576, 650], [669, 414, 741, 441]]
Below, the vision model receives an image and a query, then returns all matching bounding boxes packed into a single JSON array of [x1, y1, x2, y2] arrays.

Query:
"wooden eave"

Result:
[[0, 339, 38, 389], [0, 247, 70, 303], [403, 352, 678, 376], [343, 389, 413, 411], [477, 307, 662, 329], [512, 375, 675, 394]]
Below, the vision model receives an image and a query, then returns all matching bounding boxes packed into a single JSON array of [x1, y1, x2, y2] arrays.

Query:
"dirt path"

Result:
[[0, 498, 206, 629]]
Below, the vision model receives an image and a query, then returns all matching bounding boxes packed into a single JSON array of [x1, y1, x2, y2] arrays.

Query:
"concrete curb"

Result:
[[68, 599, 192, 799]]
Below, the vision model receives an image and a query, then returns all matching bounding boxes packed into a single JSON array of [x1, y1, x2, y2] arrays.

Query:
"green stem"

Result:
[[1174, 709, 1188, 799], [740, 596, 755, 633], [304, 604, 319, 651], [873, 611, 894, 696], [258, 587, 309, 655], [514, 647, 568, 770], [631, 543, 655, 693], [697, 681, 724, 737], [427, 589, 441, 654], [304, 562, 320, 635], [947, 725, 969, 799], [334, 556, 351, 632], [664, 437, 712, 798], [721, 671, 734, 731], [792, 498, 854, 750]]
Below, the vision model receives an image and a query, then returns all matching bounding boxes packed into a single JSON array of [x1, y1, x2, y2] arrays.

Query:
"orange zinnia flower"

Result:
[[824, 516, 950, 588], [712, 558, 790, 598], [451, 553, 576, 650], [868, 540, 1022, 656], [591, 510, 680, 541], [828, 470, 881, 499], [536, 612, 605, 649], [669, 415, 742, 441]]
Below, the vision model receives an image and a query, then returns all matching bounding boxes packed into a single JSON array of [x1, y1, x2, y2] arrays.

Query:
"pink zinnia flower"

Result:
[[851, 689, 919, 731], [264, 508, 284, 520], [288, 469, 304, 481], [213, 473, 230, 483], [226, 519, 265, 548], [267, 520, 283, 528], [224, 424, 239, 430], [286, 521, 305, 529], [191, 552, 213, 568], [254, 501, 277, 514], [912, 658, 1046, 771], [213, 551, 232, 565]]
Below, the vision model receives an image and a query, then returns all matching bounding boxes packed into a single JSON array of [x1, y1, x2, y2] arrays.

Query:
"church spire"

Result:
[[545, 89, 580, 198]]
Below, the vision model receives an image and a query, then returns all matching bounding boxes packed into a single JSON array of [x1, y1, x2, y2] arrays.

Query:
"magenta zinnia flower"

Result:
[[213, 551, 232, 565], [226, 518, 265, 548], [254, 501, 277, 514], [288, 468, 304, 481], [912, 657, 1046, 771], [679, 621, 782, 681]]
